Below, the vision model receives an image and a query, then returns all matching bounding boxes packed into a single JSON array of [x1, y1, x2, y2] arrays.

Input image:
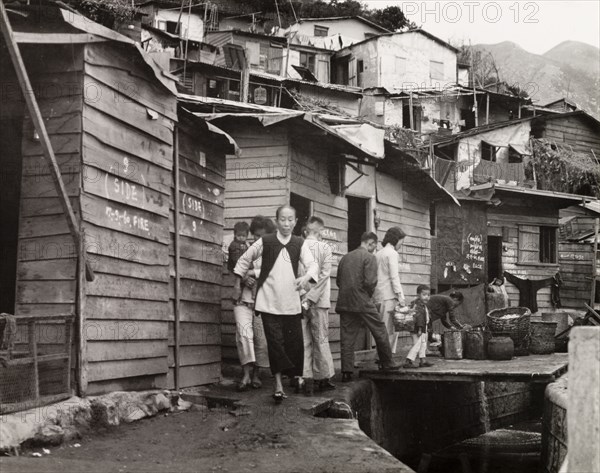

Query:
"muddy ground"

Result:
[[0, 381, 407, 473]]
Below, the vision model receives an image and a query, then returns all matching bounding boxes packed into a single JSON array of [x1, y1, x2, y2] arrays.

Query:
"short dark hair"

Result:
[[307, 216, 324, 226], [275, 205, 296, 219], [361, 231, 378, 243], [417, 284, 430, 294], [450, 291, 464, 303], [382, 226, 406, 247], [233, 221, 249, 235], [250, 216, 276, 235]]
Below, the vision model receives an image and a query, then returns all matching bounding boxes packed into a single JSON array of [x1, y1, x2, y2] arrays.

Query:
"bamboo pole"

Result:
[[173, 127, 181, 391]]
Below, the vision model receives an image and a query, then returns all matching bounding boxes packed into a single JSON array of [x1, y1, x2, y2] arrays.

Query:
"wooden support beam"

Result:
[[409, 92, 414, 131], [173, 127, 181, 391], [486, 93, 490, 125]]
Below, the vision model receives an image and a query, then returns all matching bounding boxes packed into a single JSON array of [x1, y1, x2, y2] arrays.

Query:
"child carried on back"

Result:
[[403, 284, 434, 369], [227, 222, 256, 303]]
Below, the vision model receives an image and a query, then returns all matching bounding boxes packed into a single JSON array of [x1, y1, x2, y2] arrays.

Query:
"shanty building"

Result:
[[0, 5, 235, 411], [178, 95, 455, 364]]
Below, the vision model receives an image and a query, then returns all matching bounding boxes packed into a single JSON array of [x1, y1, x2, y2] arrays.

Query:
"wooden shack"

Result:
[[433, 185, 587, 320], [179, 96, 454, 364], [1, 5, 232, 406], [559, 202, 600, 309]]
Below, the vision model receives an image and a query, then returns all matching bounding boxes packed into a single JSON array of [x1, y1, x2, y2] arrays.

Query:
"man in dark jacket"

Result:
[[427, 292, 465, 330], [336, 232, 400, 381]]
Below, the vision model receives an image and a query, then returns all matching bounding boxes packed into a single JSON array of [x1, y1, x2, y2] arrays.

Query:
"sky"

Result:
[[363, 1, 600, 54]]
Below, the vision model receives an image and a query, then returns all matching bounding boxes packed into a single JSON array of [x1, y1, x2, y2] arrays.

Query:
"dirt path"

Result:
[[1, 383, 409, 473]]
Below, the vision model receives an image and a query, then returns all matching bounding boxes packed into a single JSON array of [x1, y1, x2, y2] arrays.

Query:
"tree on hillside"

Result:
[[456, 43, 501, 90], [246, 0, 411, 32], [368, 6, 411, 32]]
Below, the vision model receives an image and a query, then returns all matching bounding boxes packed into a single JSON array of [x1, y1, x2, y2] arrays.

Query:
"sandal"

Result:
[[272, 391, 287, 403], [237, 381, 251, 392], [251, 379, 262, 389]]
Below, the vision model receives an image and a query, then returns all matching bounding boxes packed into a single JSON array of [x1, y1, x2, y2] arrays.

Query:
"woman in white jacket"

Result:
[[374, 226, 406, 354]]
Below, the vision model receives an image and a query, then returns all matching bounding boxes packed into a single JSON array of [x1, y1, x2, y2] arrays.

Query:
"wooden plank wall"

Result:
[[487, 202, 561, 314], [167, 122, 225, 388], [220, 120, 289, 360], [559, 242, 594, 309], [80, 42, 176, 394], [290, 141, 348, 362], [542, 116, 600, 156], [14, 46, 85, 372]]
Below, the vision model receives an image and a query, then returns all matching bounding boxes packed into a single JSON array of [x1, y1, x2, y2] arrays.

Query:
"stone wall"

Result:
[[346, 379, 542, 469], [541, 375, 568, 473]]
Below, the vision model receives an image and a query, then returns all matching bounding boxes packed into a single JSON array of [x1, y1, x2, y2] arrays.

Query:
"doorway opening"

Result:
[[0, 117, 24, 313], [488, 236, 503, 282], [347, 195, 371, 352], [290, 193, 311, 236], [346, 196, 369, 251]]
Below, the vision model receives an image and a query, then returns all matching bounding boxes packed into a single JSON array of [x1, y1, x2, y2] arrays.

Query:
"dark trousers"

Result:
[[260, 313, 304, 377], [340, 309, 393, 373]]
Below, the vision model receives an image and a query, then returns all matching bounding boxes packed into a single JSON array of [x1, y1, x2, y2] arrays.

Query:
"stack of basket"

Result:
[[486, 307, 532, 356]]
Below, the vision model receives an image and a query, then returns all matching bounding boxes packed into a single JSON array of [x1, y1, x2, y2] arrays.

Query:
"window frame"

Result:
[[430, 60, 444, 80], [517, 224, 558, 265], [314, 25, 329, 37], [299, 51, 316, 73]]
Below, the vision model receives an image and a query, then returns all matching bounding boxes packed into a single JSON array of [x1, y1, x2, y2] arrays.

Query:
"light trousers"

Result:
[[407, 333, 428, 361], [233, 304, 269, 368], [377, 299, 399, 354], [302, 307, 335, 380]]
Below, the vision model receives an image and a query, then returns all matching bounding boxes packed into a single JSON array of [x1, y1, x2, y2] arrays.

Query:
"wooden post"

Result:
[[64, 317, 73, 395], [518, 102, 522, 118], [28, 321, 39, 400], [0, 2, 94, 282], [173, 127, 181, 391], [77, 226, 88, 395], [241, 65, 250, 103], [409, 92, 414, 131], [486, 93, 490, 125], [592, 217, 599, 307]]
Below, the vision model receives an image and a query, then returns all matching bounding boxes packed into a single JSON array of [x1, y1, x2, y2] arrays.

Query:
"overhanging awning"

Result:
[[189, 111, 304, 127], [509, 144, 532, 155], [307, 115, 385, 160]]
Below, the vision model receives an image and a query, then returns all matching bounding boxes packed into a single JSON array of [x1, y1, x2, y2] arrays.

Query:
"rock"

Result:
[[33, 425, 64, 446], [326, 401, 354, 419]]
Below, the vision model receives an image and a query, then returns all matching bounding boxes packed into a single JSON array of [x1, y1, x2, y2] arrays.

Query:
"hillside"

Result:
[[473, 41, 599, 118]]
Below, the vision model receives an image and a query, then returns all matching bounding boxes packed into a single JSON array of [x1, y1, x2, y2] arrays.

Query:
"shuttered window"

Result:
[[518, 225, 557, 264], [518, 225, 539, 263]]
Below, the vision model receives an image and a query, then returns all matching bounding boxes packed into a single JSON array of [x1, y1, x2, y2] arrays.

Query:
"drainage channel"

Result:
[[349, 379, 546, 473]]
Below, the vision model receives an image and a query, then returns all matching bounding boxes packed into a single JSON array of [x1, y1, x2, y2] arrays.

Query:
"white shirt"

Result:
[[234, 232, 318, 315], [374, 243, 404, 303], [301, 238, 333, 309]]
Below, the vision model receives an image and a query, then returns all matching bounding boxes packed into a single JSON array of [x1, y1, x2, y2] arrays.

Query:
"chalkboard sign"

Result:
[[436, 202, 487, 285]]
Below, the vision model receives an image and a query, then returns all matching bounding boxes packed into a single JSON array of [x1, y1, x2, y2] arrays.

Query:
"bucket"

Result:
[[488, 335, 514, 360], [542, 312, 569, 352], [529, 321, 558, 355], [464, 330, 487, 360], [443, 330, 463, 359]]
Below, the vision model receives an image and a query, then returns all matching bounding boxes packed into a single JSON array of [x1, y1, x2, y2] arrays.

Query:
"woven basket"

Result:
[[486, 307, 532, 355], [529, 321, 557, 355]]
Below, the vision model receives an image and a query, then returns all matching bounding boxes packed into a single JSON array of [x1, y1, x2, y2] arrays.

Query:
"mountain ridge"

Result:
[[472, 40, 599, 118]]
